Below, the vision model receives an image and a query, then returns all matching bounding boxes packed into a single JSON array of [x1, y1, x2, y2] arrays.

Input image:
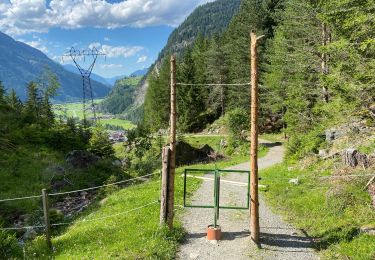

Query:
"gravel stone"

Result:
[[177, 140, 319, 260]]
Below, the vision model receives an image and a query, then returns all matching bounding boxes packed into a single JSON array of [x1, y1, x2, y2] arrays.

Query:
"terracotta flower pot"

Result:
[[207, 225, 222, 241]]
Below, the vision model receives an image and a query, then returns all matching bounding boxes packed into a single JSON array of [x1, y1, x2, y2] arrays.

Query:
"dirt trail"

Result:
[[177, 140, 319, 260]]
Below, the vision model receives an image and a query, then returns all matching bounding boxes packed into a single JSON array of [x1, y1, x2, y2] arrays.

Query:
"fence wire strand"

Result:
[[0, 200, 159, 231], [176, 82, 251, 87], [0, 195, 42, 203], [48, 173, 157, 197], [51, 200, 159, 226]]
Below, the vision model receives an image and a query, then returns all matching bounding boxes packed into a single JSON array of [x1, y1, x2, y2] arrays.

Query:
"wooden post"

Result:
[[160, 146, 170, 226], [42, 189, 52, 249], [250, 30, 260, 244], [167, 55, 177, 230]]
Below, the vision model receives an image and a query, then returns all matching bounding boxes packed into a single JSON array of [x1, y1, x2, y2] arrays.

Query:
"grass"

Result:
[[101, 118, 135, 130], [25, 134, 269, 258], [28, 149, 260, 258], [259, 162, 375, 259], [0, 146, 62, 214], [53, 99, 135, 130]]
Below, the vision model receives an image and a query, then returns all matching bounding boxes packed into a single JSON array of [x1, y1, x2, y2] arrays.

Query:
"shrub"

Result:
[[88, 126, 115, 159], [0, 229, 22, 259], [225, 108, 249, 140], [25, 235, 51, 258]]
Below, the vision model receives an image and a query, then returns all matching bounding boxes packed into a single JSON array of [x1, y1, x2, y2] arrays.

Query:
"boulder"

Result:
[[360, 225, 375, 236], [325, 129, 344, 142], [22, 228, 37, 241], [289, 178, 300, 185], [66, 150, 99, 169], [175, 141, 215, 166], [44, 165, 65, 175]]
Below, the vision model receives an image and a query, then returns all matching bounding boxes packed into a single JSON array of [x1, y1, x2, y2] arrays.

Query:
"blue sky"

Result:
[[0, 0, 214, 78]]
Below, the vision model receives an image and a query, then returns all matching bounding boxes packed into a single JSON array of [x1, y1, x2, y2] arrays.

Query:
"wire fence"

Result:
[[176, 82, 251, 87], [0, 173, 160, 232]]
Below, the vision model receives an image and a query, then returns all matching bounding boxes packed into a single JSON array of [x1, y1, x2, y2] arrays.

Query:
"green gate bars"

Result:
[[183, 167, 251, 228]]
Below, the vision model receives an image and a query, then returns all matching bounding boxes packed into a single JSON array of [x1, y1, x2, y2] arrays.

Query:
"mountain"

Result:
[[99, 76, 142, 115], [105, 75, 126, 86], [157, 0, 241, 61], [0, 32, 110, 101], [63, 64, 112, 87], [107, 0, 241, 121], [130, 68, 149, 77]]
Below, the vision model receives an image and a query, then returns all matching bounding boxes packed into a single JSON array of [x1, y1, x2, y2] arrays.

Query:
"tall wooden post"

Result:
[[167, 55, 177, 230], [42, 189, 52, 249], [250, 30, 260, 244], [160, 146, 170, 226]]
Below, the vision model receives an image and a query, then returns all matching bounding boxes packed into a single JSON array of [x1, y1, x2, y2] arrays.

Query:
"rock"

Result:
[[66, 150, 99, 169], [289, 178, 299, 185], [175, 141, 215, 166], [45, 165, 65, 175], [360, 225, 375, 236], [121, 158, 131, 168], [23, 228, 37, 241], [220, 139, 227, 148], [318, 149, 328, 158], [112, 160, 122, 167], [325, 129, 344, 142], [80, 191, 88, 200]]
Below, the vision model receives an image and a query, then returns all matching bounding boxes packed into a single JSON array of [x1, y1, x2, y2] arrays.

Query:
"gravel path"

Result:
[[177, 140, 319, 260]]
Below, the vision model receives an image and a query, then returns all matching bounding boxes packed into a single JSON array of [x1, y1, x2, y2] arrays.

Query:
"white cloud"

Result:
[[19, 36, 49, 53], [137, 55, 147, 63], [104, 37, 110, 41], [89, 42, 143, 58], [0, 0, 214, 35], [101, 63, 123, 69]]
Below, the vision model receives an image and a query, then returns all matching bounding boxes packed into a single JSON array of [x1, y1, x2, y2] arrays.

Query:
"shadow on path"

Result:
[[260, 232, 315, 250]]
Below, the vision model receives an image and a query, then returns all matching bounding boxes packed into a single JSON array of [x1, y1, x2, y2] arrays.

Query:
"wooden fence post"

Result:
[[250, 30, 261, 244], [42, 189, 52, 249], [160, 146, 171, 226], [167, 55, 177, 230]]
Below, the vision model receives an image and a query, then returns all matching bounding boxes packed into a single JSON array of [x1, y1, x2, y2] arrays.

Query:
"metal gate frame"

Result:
[[183, 168, 250, 227]]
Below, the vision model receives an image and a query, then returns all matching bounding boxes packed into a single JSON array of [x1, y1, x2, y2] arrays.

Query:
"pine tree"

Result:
[[8, 89, 23, 113], [24, 82, 41, 123], [0, 81, 5, 105], [143, 58, 170, 132], [262, 0, 321, 134], [88, 126, 115, 158]]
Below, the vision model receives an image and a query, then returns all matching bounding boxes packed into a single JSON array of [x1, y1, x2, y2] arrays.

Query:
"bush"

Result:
[[286, 126, 326, 159], [88, 126, 115, 159], [25, 235, 51, 258], [225, 108, 249, 140], [0, 229, 22, 259]]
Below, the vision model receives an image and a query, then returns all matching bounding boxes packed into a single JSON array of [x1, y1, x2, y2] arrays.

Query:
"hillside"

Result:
[[0, 32, 110, 101], [99, 76, 142, 115], [108, 0, 241, 120], [157, 0, 241, 61]]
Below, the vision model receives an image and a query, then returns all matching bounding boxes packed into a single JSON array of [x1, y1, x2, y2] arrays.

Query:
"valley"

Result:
[[0, 0, 374, 259]]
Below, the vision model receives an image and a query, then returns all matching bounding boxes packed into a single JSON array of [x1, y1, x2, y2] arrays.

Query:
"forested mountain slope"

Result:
[[144, 0, 375, 257], [0, 32, 110, 101], [100, 76, 142, 115], [110, 0, 241, 121]]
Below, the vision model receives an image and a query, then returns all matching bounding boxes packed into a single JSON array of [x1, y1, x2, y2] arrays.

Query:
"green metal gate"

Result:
[[183, 168, 251, 228]]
